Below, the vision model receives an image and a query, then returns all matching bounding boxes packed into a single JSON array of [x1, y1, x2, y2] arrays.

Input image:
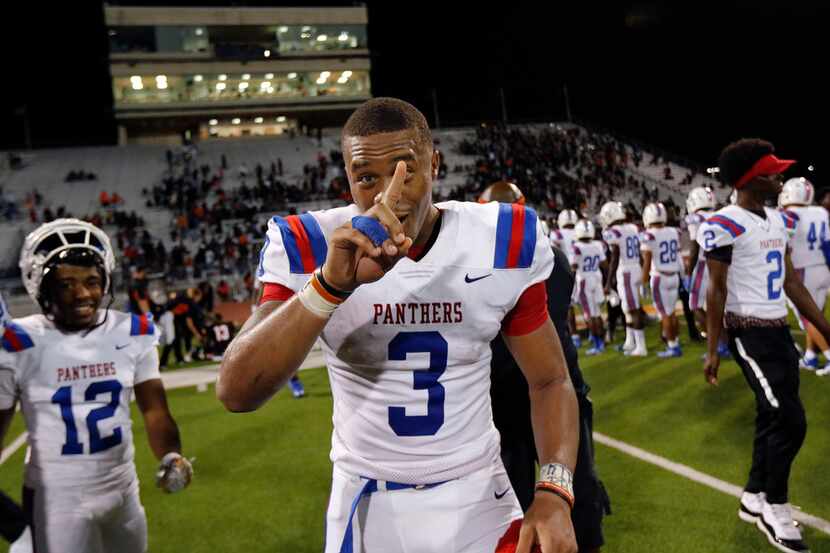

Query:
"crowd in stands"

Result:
[[65, 169, 98, 182]]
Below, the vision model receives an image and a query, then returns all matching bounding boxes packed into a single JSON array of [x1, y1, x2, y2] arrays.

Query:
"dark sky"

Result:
[[2, 1, 827, 178]]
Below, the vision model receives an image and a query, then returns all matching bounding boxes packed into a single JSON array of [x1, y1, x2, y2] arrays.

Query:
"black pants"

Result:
[[500, 394, 609, 551], [728, 326, 807, 504], [0, 490, 26, 543]]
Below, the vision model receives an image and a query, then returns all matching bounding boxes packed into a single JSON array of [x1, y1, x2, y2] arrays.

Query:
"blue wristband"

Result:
[[351, 216, 390, 247]]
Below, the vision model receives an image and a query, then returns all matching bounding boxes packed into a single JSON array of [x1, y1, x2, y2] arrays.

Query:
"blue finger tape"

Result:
[[352, 216, 390, 247]]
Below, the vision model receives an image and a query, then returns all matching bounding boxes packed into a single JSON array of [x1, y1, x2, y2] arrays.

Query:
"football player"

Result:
[[571, 220, 607, 355], [700, 139, 830, 553], [218, 98, 579, 553], [551, 209, 580, 348], [599, 202, 647, 356], [640, 203, 683, 358], [777, 177, 830, 374], [0, 219, 192, 553]]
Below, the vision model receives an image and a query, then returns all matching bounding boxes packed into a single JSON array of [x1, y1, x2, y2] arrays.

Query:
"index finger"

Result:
[[380, 160, 407, 209]]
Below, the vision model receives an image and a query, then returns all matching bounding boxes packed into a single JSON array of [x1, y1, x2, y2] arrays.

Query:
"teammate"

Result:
[[571, 220, 607, 356], [0, 219, 192, 553], [599, 202, 647, 356], [777, 177, 830, 374], [700, 139, 830, 553], [551, 209, 580, 348], [640, 203, 683, 358], [684, 187, 717, 331], [218, 98, 579, 553]]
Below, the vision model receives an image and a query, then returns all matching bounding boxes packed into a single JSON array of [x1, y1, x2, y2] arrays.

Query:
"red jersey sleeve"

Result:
[[259, 282, 295, 305], [501, 281, 549, 336]]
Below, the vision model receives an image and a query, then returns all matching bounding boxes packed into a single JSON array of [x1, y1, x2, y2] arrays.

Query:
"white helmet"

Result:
[[729, 189, 737, 205], [686, 187, 716, 214], [779, 177, 814, 207], [19, 218, 116, 305], [574, 219, 595, 240], [557, 209, 578, 228], [598, 201, 626, 229], [643, 202, 668, 227]]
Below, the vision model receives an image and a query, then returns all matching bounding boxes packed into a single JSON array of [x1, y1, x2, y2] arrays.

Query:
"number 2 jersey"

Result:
[[258, 201, 553, 484], [0, 311, 160, 488], [697, 205, 793, 320]]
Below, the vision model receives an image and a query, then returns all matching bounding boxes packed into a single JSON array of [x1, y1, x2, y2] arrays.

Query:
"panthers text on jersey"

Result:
[[780, 205, 830, 270], [640, 227, 683, 274], [697, 206, 793, 320], [258, 201, 553, 485], [0, 311, 159, 489]]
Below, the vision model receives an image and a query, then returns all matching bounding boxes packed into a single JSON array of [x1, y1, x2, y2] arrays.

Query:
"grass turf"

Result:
[[1, 322, 828, 552]]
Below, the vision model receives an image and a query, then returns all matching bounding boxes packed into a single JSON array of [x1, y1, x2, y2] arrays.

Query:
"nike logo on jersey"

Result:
[[494, 488, 510, 500], [115, 343, 130, 350], [465, 273, 492, 283]]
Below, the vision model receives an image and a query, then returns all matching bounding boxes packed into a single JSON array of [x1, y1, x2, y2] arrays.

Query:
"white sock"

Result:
[[572, 334, 579, 341], [805, 349, 817, 361], [634, 329, 647, 351], [822, 349, 830, 360], [668, 339, 679, 348], [624, 327, 635, 349]]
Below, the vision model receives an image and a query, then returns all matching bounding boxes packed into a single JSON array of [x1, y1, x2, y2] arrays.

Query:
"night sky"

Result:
[[2, 1, 827, 178]]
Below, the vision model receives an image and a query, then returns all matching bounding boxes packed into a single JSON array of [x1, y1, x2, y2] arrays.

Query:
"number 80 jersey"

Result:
[[0, 311, 160, 488], [258, 201, 553, 485], [697, 205, 793, 320]]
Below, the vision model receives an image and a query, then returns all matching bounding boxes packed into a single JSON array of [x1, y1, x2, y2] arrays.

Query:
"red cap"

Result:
[[735, 154, 796, 189]]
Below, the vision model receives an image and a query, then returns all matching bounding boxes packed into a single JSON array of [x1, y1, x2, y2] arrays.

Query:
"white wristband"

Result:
[[296, 272, 345, 319]]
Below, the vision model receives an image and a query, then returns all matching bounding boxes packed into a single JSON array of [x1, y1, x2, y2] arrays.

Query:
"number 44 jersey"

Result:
[[697, 205, 793, 320], [0, 311, 160, 489], [259, 201, 553, 485]]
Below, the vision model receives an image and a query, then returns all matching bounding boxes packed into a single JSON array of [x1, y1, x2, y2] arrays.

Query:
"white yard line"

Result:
[[594, 431, 830, 535]]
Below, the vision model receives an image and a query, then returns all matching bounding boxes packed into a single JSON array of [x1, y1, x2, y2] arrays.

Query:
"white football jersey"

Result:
[[781, 205, 829, 270], [685, 211, 713, 260], [258, 201, 553, 485], [697, 206, 792, 320], [572, 240, 606, 282], [550, 227, 576, 261], [603, 223, 641, 267], [641, 226, 683, 274], [0, 311, 160, 488]]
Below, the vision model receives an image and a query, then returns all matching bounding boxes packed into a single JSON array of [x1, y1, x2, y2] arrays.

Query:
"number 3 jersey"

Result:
[[0, 310, 160, 488], [258, 201, 553, 484], [697, 205, 793, 320]]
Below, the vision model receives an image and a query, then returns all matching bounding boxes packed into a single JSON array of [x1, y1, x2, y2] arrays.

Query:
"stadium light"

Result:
[[265, 73, 274, 79], [342, 70, 352, 78], [194, 75, 203, 82], [302, 26, 312, 32], [209, 119, 218, 126], [195, 28, 204, 36], [264, 50, 271, 58], [288, 72, 298, 79], [338, 32, 349, 42], [254, 117, 264, 123], [216, 82, 226, 91], [232, 118, 241, 125], [242, 74, 251, 80], [808, 165, 815, 172], [277, 116, 286, 122], [238, 82, 249, 91], [278, 26, 288, 33], [317, 35, 328, 42], [218, 74, 227, 81], [260, 81, 271, 90], [130, 76, 143, 90], [706, 167, 720, 174], [155, 75, 168, 90]]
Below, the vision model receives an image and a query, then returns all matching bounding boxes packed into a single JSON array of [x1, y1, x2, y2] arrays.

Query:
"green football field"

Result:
[[1, 324, 829, 553]]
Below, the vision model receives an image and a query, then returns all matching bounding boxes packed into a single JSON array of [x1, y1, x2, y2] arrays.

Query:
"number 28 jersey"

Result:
[[0, 311, 160, 488], [258, 201, 553, 484], [697, 206, 793, 320]]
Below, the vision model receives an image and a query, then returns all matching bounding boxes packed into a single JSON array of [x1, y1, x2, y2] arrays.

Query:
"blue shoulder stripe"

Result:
[[494, 203, 537, 269], [272, 214, 327, 274], [130, 313, 155, 336], [2, 322, 34, 352]]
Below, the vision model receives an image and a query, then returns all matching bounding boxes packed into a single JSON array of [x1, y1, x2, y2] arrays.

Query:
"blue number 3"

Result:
[[51, 379, 123, 455], [388, 331, 447, 437], [767, 250, 783, 300]]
